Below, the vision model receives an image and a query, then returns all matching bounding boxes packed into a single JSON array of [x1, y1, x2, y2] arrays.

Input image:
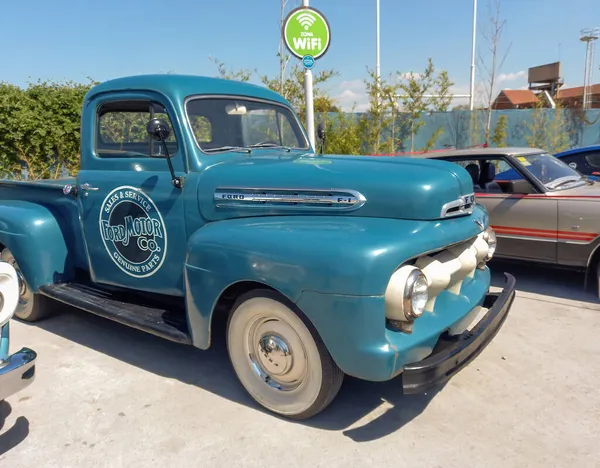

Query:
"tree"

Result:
[[478, 0, 512, 143], [491, 114, 508, 147], [208, 56, 252, 82], [362, 68, 401, 154], [0, 79, 94, 179], [258, 64, 338, 122], [525, 101, 571, 153], [319, 109, 363, 155], [397, 58, 454, 152]]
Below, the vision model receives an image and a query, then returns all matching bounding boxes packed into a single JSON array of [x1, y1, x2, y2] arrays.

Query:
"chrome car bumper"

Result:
[[402, 272, 516, 393], [0, 347, 37, 401]]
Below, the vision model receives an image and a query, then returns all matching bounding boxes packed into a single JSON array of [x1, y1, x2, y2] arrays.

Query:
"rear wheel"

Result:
[[226, 289, 344, 420], [1, 248, 54, 322]]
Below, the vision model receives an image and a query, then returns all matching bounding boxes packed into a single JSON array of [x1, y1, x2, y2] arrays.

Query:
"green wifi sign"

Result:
[[283, 7, 331, 60]]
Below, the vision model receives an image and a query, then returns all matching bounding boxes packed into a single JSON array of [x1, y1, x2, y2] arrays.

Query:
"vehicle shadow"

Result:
[[24, 306, 440, 442], [489, 259, 599, 304], [0, 400, 30, 456]]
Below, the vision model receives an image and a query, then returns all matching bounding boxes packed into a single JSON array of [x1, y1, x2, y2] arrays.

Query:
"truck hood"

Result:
[[197, 152, 475, 222]]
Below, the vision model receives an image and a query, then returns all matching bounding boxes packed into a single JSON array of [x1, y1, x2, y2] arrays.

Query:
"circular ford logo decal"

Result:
[[99, 186, 167, 278]]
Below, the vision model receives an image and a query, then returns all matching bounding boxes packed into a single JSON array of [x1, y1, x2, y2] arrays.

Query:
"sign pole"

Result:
[[282, 2, 330, 151], [302, 0, 315, 149]]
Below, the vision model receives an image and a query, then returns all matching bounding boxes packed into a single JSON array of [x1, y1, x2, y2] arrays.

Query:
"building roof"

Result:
[[84, 74, 289, 106], [557, 83, 600, 99], [493, 89, 538, 106], [408, 147, 546, 159]]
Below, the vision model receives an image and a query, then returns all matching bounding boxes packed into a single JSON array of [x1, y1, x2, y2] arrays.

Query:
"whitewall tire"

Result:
[[1, 248, 54, 322], [0, 262, 19, 327], [226, 290, 344, 420]]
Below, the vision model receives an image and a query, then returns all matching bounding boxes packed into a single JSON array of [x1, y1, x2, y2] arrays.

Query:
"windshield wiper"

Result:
[[248, 143, 291, 152], [545, 176, 581, 190], [204, 146, 252, 154]]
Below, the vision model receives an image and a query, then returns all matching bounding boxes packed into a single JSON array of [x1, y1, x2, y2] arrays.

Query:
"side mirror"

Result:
[[506, 179, 534, 194], [147, 118, 171, 142], [317, 123, 325, 140], [146, 117, 184, 189], [316, 123, 326, 154]]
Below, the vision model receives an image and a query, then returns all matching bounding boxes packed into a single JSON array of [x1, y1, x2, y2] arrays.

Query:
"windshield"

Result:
[[508, 152, 585, 190], [185, 97, 309, 153]]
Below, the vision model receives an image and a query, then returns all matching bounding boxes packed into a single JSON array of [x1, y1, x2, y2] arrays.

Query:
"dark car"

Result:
[[554, 145, 600, 179]]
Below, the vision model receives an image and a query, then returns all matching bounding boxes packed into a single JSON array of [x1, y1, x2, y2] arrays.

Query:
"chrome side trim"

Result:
[[214, 187, 367, 211], [440, 193, 475, 218]]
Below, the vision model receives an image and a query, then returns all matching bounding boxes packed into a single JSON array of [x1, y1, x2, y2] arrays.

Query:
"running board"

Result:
[[38, 283, 192, 345]]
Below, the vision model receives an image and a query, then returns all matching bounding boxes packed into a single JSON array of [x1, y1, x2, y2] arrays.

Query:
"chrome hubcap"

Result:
[[257, 335, 292, 376], [5, 257, 29, 306], [247, 317, 307, 391], [16, 270, 27, 298]]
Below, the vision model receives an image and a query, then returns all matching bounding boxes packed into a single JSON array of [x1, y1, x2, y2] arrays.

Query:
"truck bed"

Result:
[[0, 177, 76, 189], [0, 177, 89, 272]]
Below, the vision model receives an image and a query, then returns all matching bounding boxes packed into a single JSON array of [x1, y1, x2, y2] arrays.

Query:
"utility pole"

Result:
[[376, 0, 380, 85], [469, 0, 477, 110], [303, 0, 315, 148]]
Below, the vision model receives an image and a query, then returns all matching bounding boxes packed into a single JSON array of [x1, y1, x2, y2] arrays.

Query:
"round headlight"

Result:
[[385, 265, 430, 322], [483, 227, 497, 261], [404, 269, 429, 319]]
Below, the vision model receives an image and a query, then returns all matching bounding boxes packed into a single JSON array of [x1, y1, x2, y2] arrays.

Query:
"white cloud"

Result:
[[497, 70, 526, 83], [335, 79, 369, 112], [398, 72, 423, 81]]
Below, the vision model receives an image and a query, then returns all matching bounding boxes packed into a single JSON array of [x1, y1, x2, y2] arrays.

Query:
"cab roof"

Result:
[[85, 74, 290, 106]]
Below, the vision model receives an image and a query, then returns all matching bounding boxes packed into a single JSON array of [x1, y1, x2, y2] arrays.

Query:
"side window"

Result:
[[559, 154, 579, 170], [96, 100, 178, 158], [584, 151, 600, 169], [454, 159, 481, 187]]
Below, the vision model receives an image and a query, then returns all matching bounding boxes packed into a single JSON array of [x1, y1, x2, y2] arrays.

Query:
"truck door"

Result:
[[76, 94, 188, 296]]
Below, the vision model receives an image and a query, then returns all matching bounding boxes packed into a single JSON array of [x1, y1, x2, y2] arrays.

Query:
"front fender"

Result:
[[0, 200, 71, 291], [183, 210, 488, 349]]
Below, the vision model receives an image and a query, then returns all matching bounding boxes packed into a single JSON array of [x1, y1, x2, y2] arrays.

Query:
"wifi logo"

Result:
[[296, 12, 316, 30]]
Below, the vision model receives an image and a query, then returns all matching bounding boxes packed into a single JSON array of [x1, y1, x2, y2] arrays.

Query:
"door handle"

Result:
[[80, 183, 99, 191]]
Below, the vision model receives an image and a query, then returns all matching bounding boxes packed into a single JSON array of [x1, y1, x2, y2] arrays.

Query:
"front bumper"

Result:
[[402, 272, 516, 394], [0, 347, 37, 401]]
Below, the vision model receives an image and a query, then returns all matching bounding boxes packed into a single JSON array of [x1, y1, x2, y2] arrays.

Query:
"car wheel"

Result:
[[596, 261, 600, 300], [1, 248, 55, 322], [226, 289, 344, 420]]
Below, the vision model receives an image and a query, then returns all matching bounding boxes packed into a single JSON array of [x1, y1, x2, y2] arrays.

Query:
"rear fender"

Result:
[[0, 200, 72, 291]]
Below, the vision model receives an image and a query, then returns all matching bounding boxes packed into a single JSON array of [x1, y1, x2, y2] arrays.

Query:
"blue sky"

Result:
[[2, 0, 600, 110]]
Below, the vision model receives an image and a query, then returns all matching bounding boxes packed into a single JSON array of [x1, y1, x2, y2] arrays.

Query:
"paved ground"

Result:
[[1, 261, 600, 468]]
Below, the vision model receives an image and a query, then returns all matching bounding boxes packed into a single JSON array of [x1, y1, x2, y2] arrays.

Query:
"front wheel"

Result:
[[596, 261, 600, 300], [1, 248, 55, 322], [226, 290, 344, 420]]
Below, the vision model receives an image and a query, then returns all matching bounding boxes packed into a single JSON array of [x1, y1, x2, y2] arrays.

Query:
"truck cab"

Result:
[[0, 75, 515, 419]]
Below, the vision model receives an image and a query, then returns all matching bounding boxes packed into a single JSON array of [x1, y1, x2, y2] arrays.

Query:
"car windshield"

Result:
[[510, 152, 585, 190], [185, 97, 309, 153]]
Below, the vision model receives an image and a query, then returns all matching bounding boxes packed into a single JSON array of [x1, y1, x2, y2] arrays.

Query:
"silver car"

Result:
[[413, 148, 600, 297]]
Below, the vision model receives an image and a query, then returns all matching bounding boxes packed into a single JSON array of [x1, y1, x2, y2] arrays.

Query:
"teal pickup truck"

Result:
[[0, 74, 515, 419]]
